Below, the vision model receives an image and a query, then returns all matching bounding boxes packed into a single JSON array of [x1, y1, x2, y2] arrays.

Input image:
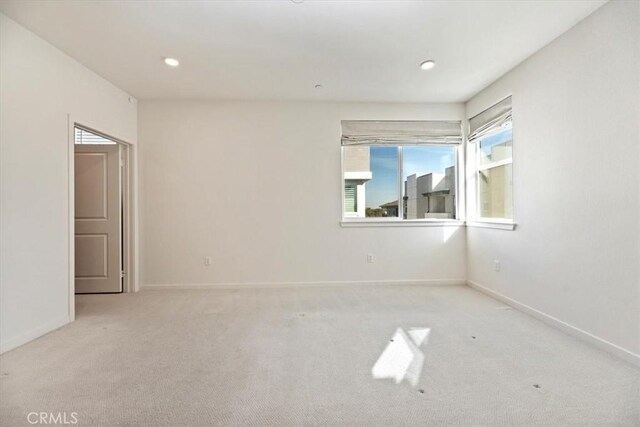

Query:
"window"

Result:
[[341, 120, 462, 221], [469, 96, 513, 220], [75, 127, 117, 144]]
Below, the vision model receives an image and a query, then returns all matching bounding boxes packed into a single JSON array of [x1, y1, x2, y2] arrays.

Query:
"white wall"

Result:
[[139, 101, 466, 287], [465, 0, 640, 359], [0, 14, 137, 352]]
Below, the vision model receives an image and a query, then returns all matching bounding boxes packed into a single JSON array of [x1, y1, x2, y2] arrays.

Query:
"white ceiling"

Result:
[[0, 0, 606, 103]]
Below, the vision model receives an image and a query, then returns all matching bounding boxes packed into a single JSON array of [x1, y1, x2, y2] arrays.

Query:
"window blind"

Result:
[[468, 96, 512, 142], [341, 120, 463, 146], [75, 127, 117, 145], [344, 184, 357, 213]]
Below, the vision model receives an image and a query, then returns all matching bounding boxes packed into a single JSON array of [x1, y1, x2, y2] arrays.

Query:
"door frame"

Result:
[[67, 115, 138, 320]]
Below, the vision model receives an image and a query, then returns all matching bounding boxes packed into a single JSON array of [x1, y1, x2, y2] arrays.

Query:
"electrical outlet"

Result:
[[204, 256, 212, 267], [367, 254, 375, 263], [494, 260, 501, 272]]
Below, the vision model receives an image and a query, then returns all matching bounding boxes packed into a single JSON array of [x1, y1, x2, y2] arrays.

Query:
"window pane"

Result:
[[343, 146, 398, 218], [479, 163, 513, 219], [402, 146, 456, 219], [344, 184, 357, 214], [75, 127, 117, 145], [478, 126, 513, 219], [366, 146, 399, 217], [479, 126, 512, 166]]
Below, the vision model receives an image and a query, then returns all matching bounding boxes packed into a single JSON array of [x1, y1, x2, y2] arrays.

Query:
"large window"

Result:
[[341, 120, 461, 221], [469, 96, 513, 221]]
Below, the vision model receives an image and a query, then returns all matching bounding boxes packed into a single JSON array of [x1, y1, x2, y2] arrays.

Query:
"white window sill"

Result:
[[466, 220, 516, 230], [340, 220, 464, 228], [340, 219, 516, 230]]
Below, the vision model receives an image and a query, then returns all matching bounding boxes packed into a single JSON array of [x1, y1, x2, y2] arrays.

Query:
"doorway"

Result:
[[73, 126, 133, 294]]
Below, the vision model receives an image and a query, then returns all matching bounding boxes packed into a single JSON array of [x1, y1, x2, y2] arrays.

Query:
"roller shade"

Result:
[[341, 120, 463, 145], [468, 96, 512, 142]]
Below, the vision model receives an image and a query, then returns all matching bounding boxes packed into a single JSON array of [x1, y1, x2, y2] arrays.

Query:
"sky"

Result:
[[365, 146, 455, 208], [479, 127, 513, 160]]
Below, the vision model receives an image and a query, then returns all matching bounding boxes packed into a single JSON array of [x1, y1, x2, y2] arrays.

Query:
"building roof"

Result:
[[422, 189, 451, 196]]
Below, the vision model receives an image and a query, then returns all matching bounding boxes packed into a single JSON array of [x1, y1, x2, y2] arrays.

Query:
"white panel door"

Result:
[[74, 144, 122, 293]]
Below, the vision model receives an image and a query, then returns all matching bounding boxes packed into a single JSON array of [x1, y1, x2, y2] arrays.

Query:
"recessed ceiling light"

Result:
[[164, 57, 180, 67], [420, 60, 435, 70]]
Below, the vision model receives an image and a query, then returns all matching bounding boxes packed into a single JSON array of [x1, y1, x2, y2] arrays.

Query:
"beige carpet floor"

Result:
[[1, 284, 638, 426]]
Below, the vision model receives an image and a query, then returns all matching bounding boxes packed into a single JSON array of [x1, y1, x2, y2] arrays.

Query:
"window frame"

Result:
[[340, 144, 462, 225]]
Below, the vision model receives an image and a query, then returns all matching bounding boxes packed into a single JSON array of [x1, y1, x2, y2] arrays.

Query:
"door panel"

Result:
[[75, 234, 108, 277], [75, 144, 121, 293], [75, 153, 108, 219]]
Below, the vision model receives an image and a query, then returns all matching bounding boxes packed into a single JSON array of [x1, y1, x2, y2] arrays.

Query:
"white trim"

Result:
[[466, 220, 516, 230], [67, 115, 75, 321], [344, 171, 372, 180], [477, 158, 512, 171], [0, 316, 70, 354], [131, 142, 140, 292], [121, 143, 138, 292], [455, 142, 465, 222], [340, 220, 513, 229], [341, 220, 464, 228], [340, 146, 345, 220], [397, 146, 404, 220], [467, 280, 640, 367], [143, 279, 466, 290]]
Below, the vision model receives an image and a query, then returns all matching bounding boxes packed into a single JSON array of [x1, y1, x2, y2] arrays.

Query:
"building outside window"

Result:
[[477, 125, 513, 219], [343, 146, 372, 217], [402, 146, 456, 219]]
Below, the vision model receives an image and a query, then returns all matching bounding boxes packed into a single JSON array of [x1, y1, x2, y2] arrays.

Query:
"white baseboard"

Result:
[[466, 280, 640, 368], [142, 278, 466, 290], [0, 315, 71, 355]]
